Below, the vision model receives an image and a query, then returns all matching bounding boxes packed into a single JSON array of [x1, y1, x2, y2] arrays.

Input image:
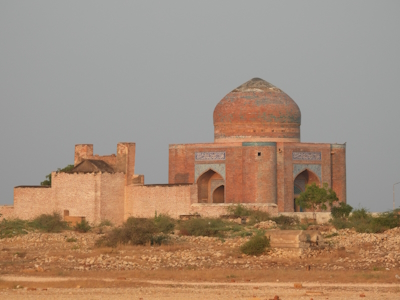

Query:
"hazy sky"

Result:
[[1, 1, 400, 212]]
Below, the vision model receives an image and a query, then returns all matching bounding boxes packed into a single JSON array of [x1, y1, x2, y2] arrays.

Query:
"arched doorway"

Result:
[[197, 169, 225, 203], [212, 185, 225, 203], [293, 169, 320, 212]]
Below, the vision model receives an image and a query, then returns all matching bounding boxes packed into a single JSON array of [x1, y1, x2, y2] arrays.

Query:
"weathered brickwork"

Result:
[[14, 187, 55, 219], [125, 184, 197, 219], [4, 77, 346, 223], [0, 205, 15, 220]]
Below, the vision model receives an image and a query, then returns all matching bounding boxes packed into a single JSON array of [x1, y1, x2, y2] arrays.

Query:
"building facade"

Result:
[[0, 78, 346, 224]]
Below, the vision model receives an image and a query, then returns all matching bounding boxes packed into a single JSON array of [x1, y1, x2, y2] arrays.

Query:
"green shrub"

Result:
[[179, 218, 230, 237], [247, 210, 270, 225], [96, 217, 158, 247], [240, 233, 270, 256], [0, 219, 29, 239], [29, 212, 69, 233], [226, 204, 270, 225], [227, 204, 252, 217], [330, 208, 400, 233], [270, 215, 299, 228], [151, 234, 170, 246], [154, 213, 175, 234], [74, 219, 91, 233], [99, 220, 113, 227], [331, 202, 353, 219]]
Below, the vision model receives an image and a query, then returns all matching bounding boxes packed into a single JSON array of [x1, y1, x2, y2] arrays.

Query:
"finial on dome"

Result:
[[231, 78, 279, 93]]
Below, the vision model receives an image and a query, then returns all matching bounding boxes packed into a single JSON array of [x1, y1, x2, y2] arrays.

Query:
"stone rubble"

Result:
[[1, 227, 400, 273]]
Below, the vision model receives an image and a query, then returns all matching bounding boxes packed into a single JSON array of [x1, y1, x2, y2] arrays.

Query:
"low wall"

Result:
[[191, 203, 278, 218], [0, 205, 15, 220], [279, 212, 332, 224], [125, 184, 197, 219]]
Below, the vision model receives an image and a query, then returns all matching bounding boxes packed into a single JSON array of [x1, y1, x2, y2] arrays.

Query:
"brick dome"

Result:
[[213, 78, 301, 143]]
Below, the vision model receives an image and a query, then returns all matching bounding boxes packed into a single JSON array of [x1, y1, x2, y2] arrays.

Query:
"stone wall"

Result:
[[0, 205, 15, 220], [279, 212, 332, 224], [14, 186, 55, 220], [125, 184, 197, 219], [13, 172, 126, 224], [100, 173, 125, 225], [191, 203, 278, 218]]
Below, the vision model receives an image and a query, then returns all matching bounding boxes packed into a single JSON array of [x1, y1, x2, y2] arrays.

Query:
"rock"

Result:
[[294, 283, 303, 289]]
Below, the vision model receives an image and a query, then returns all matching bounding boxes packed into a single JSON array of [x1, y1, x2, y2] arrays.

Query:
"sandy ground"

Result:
[[1, 275, 400, 299], [2, 228, 400, 299]]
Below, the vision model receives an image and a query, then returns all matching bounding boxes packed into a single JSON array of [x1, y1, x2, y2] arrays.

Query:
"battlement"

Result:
[[74, 143, 135, 178]]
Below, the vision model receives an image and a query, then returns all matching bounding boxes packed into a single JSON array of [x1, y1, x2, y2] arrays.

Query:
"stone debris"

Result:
[[1, 227, 400, 272], [254, 220, 277, 229]]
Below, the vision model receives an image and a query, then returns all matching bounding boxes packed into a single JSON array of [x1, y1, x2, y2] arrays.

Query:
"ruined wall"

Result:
[[74, 143, 136, 173], [125, 184, 197, 219], [0, 205, 15, 220], [14, 186, 55, 219]]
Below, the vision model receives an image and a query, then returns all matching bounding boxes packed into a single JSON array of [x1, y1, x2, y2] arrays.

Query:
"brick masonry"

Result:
[[1, 78, 346, 222]]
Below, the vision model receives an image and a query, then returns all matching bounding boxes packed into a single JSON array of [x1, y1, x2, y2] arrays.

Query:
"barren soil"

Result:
[[1, 226, 400, 299]]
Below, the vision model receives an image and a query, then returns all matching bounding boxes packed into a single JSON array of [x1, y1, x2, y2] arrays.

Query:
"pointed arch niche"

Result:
[[293, 169, 320, 212], [196, 169, 225, 203]]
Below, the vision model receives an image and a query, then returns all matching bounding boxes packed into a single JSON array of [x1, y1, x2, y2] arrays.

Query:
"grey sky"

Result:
[[1, 1, 399, 212]]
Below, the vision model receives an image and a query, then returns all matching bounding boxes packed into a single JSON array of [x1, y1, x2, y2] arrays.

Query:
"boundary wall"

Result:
[[12, 172, 125, 225], [0, 205, 15, 220], [125, 184, 197, 219]]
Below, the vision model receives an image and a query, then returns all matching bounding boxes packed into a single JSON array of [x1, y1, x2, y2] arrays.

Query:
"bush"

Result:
[[330, 208, 400, 233], [74, 219, 91, 233], [240, 233, 270, 256], [96, 217, 158, 247], [227, 204, 252, 217], [270, 215, 299, 228], [331, 202, 353, 219], [179, 218, 230, 237], [154, 213, 175, 234], [29, 212, 69, 233], [226, 204, 270, 225], [0, 219, 29, 239], [99, 220, 113, 227]]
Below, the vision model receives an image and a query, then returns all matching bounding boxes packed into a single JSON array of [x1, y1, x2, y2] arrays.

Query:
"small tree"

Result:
[[295, 182, 339, 219], [41, 164, 74, 186]]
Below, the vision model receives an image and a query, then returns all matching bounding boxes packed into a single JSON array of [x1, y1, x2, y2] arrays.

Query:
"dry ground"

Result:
[[1, 227, 400, 299]]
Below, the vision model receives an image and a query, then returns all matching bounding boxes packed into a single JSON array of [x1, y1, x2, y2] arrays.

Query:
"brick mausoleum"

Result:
[[0, 78, 346, 224]]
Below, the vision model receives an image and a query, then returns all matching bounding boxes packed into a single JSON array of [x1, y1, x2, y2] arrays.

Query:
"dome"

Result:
[[213, 78, 301, 143]]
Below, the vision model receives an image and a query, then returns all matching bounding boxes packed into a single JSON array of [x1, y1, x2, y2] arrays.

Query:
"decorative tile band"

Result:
[[194, 164, 226, 182], [292, 151, 321, 161], [242, 142, 276, 147], [293, 164, 322, 181], [195, 152, 226, 161]]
